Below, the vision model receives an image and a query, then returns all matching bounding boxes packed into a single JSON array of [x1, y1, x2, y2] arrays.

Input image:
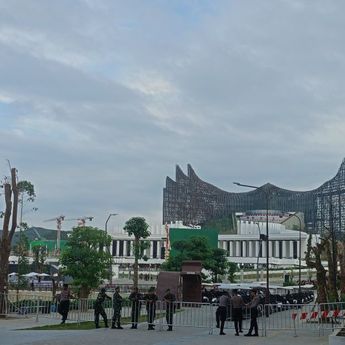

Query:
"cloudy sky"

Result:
[[1, 0, 345, 233]]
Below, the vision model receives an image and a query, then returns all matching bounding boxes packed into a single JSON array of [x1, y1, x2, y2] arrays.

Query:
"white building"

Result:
[[110, 220, 310, 280]]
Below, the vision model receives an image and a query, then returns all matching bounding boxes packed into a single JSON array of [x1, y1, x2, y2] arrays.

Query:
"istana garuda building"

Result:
[[163, 159, 345, 235]]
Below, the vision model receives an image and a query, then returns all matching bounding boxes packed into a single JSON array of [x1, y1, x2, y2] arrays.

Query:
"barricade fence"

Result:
[[0, 292, 344, 336]]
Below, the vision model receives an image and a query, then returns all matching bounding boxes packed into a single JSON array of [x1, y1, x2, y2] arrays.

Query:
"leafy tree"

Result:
[[13, 233, 30, 288], [32, 245, 47, 274], [204, 248, 229, 283], [162, 236, 234, 283], [17, 180, 36, 228], [227, 262, 238, 283], [60, 226, 112, 298], [123, 217, 150, 288]]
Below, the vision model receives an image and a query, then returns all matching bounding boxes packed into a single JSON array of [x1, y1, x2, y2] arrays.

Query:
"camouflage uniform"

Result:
[[164, 290, 176, 331], [129, 289, 142, 329], [145, 290, 158, 330], [94, 288, 111, 328], [111, 289, 123, 329]]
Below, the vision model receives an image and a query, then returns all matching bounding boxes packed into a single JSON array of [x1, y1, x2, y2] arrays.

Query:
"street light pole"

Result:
[[105, 213, 118, 286], [287, 212, 302, 298], [234, 182, 271, 308], [255, 222, 262, 282]]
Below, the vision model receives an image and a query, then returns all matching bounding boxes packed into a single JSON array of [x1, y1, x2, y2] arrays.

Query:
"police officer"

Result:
[[111, 286, 123, 329], [129, 287, 142, 329], [145, 287, 158, 330], [231, 289, 245, 336], [217, 292, 230, 335], [94, 287, 111, 328], [164, 288, 176, 331], [244, 289, 260, 337]]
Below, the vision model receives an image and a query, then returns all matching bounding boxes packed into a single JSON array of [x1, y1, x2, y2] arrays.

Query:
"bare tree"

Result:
[[0, 168, 19, 308]]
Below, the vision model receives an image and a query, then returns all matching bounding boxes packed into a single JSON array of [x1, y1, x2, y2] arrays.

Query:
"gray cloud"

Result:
[[1, 0, 345, 232]]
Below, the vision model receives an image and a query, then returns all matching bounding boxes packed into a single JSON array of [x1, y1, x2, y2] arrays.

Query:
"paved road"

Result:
[[0, 316, 329, 345]]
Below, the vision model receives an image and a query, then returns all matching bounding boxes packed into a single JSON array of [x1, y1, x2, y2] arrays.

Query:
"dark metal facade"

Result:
[[163, 160, 345, 235]]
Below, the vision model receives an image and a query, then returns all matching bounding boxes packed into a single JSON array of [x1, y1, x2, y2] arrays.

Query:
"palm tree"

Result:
[[124, 217, 150, 288]]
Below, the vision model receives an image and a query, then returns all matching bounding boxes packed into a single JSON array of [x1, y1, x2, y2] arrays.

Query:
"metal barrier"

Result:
[[1, 292, 344, 337]]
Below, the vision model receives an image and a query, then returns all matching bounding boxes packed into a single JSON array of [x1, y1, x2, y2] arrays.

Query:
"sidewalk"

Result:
[[0, 316, 330, 345]]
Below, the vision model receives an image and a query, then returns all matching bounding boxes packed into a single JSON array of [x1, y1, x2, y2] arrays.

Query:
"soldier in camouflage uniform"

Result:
[[111, 286, 123, 329], [129, 287, 142, 329], [145, 287, 158, 330], [94, 287, 111, 328]]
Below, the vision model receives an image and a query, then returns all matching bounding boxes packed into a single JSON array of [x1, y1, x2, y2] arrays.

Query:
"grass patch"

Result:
[[22, 314, 165, 331]]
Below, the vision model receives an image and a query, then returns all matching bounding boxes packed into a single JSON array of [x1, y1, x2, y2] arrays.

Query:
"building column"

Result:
[[275, 241, 279, 258], [236, 241, 241, 256], [255, 241, 260, 257], [289, 241, 294, 258], [229, 241, 233, 257], [242, 241, 247, 257], [269, 241, 273, 258], [157, 241, 161, 259], [150, 241, 154, 258], [247, 241, 252, 257], [124, 240, 128, 257], [282, 241, 287, 258], [262, 241, 267, 258]]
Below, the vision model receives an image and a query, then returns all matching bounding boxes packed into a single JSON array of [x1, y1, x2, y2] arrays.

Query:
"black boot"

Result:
[[111, 321, 116, 329], [117, 323, 123, 329]]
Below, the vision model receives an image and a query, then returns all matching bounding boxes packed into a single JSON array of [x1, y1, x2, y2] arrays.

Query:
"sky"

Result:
[[1, 0, 345, 234]]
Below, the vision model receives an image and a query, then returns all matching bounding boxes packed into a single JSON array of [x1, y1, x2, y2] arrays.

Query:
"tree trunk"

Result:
[[79, 286, 90, 312], [133, 238, 139, 289], [305, 234, 328, 304], [325, 238, 338, 302], [338, 242, 345, 301]]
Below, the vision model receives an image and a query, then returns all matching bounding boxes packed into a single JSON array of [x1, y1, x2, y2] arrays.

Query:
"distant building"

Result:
[[163, 160, 345, 236], [110, 218, 310, 280]]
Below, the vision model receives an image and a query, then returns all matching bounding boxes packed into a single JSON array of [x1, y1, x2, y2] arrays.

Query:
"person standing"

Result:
[[57, 284, 72, 324], [145, 287, 158, 330], [129, 287, 142, 329], [164, 288, 176, 331], [244, 289, 260, 337], [111, 286, 123, 329], [94, 287, 111, 328], [231, 289, 245, 336], [217, 292, 230, 335]]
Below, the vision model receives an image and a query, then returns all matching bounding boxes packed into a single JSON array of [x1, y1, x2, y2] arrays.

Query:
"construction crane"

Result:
[[44, 215, 65, 254], [65, 216, 94, 227]]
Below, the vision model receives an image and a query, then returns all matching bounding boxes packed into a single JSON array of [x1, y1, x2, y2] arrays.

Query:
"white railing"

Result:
[[1, 292, 344, 337]]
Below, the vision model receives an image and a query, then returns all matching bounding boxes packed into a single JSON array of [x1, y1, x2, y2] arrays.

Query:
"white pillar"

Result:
[[236, 241, 240, 256], [262, 241, 267, 258], [242, 241, 247, 257], [157, 241, 161, 259], [269, 241, 273, 258], [248, 241, 253, 257], [229, 241, 233, 257], [255, 241, 260, 257], [290, 241, 294, 258], [275, 241, 280, 258], [123, 240, 127, 257], [282, 241, 287, 258], [150, 241, 154, 258]]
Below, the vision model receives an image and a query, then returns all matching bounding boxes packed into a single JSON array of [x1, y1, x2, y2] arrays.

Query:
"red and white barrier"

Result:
[[291, 309, 345, 320]]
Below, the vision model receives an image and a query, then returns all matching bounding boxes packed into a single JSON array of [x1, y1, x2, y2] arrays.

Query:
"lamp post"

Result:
[[234, 182, 271, 308], [105, 213, 118, 286], [105, 213, 118, 234], [287, 212, 302, 299], [255, 222, 263, 282]]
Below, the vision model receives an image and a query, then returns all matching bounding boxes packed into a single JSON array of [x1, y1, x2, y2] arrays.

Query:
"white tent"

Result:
[[23, 272, 39, 277], [37, 273, 50, 277], [8, 272, 17, 276]]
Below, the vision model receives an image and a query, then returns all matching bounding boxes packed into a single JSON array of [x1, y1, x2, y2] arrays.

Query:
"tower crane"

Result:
[[64, 216, 94, 227], [44, 215, 65, 254]]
